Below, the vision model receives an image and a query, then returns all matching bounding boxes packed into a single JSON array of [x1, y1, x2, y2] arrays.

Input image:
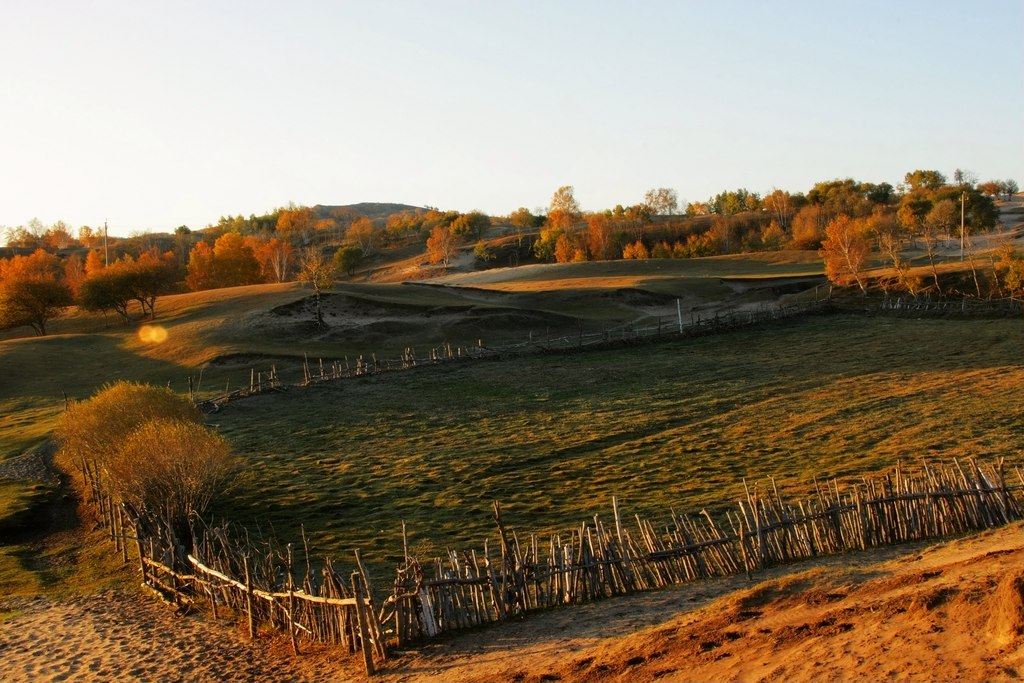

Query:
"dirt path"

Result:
[[3, 524, 1022, 682]]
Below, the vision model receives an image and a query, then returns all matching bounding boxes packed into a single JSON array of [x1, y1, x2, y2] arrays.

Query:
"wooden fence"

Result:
[[382, 458, 1024, 642], [875, 295, 1023, 316], [191, 290, 1021, 413], [82, 457, 1023, 674], [80, 466, 388, 675], [195, 297, 834, 411]]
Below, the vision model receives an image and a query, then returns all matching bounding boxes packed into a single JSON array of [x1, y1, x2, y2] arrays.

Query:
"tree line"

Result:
[[1, 169, 1020, 336]]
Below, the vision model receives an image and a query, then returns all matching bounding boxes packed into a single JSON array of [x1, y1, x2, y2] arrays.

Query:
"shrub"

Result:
[[56, 381, 201, 474], [105, 418, 234, 531], [56, 381, 233, 537]]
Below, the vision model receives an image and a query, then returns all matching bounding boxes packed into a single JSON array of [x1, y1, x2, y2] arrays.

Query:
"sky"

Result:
[[1, 0, 1022, 238]]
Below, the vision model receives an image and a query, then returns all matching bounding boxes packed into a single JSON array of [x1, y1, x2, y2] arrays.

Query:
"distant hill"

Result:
[[314, 203, 426, 220]]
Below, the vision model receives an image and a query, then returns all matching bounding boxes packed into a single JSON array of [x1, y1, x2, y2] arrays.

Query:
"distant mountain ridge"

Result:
[[314, 202, 426, 219]]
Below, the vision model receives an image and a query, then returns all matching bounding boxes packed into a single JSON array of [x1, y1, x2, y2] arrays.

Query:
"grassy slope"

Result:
[[431, 250, 824, 292], [210, 315, 1024, 571], [0, 257, 824, 460], [2, 251, 1021, 579]]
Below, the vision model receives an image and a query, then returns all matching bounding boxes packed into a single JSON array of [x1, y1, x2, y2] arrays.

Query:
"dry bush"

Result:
[[55, 381, 234, 536], [105, 418, 235, 530], [56, 381, 201, 474]]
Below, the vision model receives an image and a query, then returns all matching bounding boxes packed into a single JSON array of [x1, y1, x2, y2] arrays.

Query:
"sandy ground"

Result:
[[2, 523, 1022, 682]]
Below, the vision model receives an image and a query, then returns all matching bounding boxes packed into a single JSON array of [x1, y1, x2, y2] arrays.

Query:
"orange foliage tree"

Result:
[[820, 215, 870, 294], [0, 249, 72, 335], [426, 225, 459, 268], [185, 232, 262, 291]]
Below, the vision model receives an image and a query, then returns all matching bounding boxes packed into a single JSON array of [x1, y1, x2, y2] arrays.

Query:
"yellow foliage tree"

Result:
[[820, 215, 870, 294]]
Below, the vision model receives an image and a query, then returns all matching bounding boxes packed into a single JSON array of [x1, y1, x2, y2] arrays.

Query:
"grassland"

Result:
[[2, 252, 1021, 580], [209, 314, 1024, 571]]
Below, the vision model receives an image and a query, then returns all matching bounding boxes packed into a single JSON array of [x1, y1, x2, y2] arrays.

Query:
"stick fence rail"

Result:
[[192, 292, 1022, 412], [193, 298, 835, 410], [83, 457, 1024, 676]]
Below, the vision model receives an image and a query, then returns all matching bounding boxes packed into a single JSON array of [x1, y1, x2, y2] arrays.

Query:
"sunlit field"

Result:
[[209, 314, 1024, 571]]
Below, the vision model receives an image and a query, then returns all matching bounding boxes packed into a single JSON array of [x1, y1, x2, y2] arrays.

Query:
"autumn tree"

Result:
[[276, 206, 318, 246], [763, 189, 796, 231], [586, 213, 618, 260], [709, 215, 737, 253], [3, 219, 46, 249], [42, 221, 79, 250], [63, 253, 86, 297], [450, 211, 491, 241], [184, 242, 217, 291], [535, 186, 582, 261], [999, 179, 1019, 201], [298, 247, 336, 328], [426, 225, 459, 268], [820, 215, 870, 294], [903, 169, 947, 192], [0, 249, 72, 335], [128, 251, 179, 318], [685, 201, 710, 216], [332, 246, 363, 277], [250, 236, 293, 283], [789, 205, 827, 249], [760, 221, 786, 251], [869, 208, 919, 295], [643, 187, 679, 216], [212, 232, 262, 287], [554, 231, 586, 263], [547, 185, 582, 230], [79, 251, 177, 322], [386, 210, 426, 242], [622, 240, 650, 259], [84, 250, 105, 276], [185, 232, 262, 291], [978, 180, 1002, 198], [346, 217, 379, 256], [994, 243, 1024, 299], [508, 207, 540, 246]]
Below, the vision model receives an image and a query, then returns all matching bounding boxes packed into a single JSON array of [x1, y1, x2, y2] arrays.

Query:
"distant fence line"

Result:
[[82, 457, 1023, 676], [874, 294, 1023, 316], [194, 297, 834, 411], [193, 291, 1022, 413]]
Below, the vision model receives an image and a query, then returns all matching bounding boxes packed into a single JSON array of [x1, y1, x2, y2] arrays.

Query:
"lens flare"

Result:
[[138, 324, 169, 344]]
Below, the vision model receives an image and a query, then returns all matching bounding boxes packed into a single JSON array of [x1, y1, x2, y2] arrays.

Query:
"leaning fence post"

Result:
[[287, 544, 299, 655], [136, 533, 147, 586], [352, 571, 376, 677], [243, 555, 256, 640]]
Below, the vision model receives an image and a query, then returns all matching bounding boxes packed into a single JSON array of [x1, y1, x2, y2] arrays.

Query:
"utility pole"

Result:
[[103, 219, 109, 267], [959, 192, 966, 261]]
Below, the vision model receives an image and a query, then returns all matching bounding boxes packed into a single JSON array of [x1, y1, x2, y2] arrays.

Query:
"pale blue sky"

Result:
[[2, 0, 1021, 236]]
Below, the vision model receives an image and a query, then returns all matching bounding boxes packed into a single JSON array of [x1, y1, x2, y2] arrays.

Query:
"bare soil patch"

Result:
[[3, 525, 1022, 682]]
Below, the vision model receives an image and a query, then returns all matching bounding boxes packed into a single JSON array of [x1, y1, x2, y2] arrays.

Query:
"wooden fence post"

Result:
[[287, 544, 299, 655], [352, 571, 376, 677], [243, 555, 256, 640]]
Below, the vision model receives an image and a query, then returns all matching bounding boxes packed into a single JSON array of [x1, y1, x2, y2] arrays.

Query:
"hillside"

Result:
[[1, 211, 1023, 682]]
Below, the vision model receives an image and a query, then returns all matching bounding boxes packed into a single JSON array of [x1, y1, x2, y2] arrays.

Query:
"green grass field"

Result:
[[209, 314, 1024, 572]]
